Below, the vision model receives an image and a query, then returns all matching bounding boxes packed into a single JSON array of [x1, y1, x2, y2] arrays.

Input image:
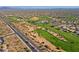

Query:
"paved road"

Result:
[[0, 16, 40, 52]]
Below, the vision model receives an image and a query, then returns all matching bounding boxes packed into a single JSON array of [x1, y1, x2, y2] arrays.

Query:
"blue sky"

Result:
[[0, 6, 79, 9], [6, 6, 79, 8]]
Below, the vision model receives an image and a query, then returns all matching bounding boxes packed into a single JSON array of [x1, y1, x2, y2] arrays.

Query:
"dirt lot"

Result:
[[0, 20, 12, 36], [0, 20, 30, 52], [4, 34, 30, 52]]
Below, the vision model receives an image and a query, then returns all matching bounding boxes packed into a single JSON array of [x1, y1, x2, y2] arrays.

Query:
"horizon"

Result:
[[0, 6, 79, 9]]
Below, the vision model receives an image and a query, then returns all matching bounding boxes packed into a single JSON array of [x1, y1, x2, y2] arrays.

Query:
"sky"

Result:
[[13, 6, 79, 9], [0, 6, 79, 9]]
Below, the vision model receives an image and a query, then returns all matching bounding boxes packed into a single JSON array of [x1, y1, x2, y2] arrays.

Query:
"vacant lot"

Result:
[[0, 19, 30, 52]]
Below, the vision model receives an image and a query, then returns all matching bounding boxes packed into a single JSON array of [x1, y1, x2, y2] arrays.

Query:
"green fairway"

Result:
[[32, 21, 79, 43], [39, 16, 52, 20], [27, 16, 79, 51], [35, 29, 79, 52], [8, 16, 22, 23]]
